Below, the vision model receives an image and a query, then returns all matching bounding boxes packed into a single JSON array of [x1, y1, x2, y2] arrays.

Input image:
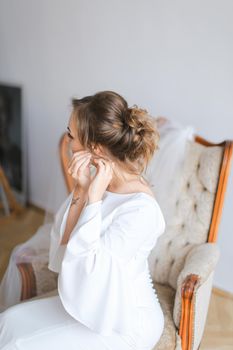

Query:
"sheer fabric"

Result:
[[143, 119, 195, 227]]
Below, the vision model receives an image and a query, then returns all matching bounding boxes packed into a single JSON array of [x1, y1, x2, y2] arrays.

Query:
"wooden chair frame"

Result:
[[178, 135, 233, 350]]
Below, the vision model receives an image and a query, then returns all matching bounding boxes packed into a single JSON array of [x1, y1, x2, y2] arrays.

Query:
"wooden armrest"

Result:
[[179, 274, 200, 350], [17, 262, 37, 300]]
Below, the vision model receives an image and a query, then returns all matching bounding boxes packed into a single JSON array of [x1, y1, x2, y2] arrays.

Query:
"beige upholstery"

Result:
[[152, 283, 182, 350], [31, 261, 58, 296], [173, 242, 220, 328], [192, 270, 215, 350], [148, 140, 223, 290]]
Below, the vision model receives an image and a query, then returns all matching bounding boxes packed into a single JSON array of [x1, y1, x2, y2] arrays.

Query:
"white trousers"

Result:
[[0, 295, 164, 350]]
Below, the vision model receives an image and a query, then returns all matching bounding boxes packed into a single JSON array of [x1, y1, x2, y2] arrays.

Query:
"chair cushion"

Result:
[[152, 282, 181, 350], [32, 261, 58, 296], [148, 141, 223, 290]]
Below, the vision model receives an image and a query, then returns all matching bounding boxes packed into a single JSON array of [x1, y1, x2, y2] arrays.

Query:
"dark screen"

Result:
[[0, 84, 22, 191]]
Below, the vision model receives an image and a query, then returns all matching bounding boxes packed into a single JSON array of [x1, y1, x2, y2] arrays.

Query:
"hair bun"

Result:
[[72, 90, 160, 176], [125, 104, 149, 132], [128, 104, 143, 117]]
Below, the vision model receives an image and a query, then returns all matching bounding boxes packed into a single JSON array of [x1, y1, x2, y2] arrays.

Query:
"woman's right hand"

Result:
[[67, 150, 93, 192]]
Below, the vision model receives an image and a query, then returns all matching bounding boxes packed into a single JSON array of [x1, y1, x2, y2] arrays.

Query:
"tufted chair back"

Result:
[[148, 135, 230, 290]]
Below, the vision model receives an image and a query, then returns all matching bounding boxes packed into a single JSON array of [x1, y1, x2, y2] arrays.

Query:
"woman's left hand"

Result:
[[87, 157, 115, 204]]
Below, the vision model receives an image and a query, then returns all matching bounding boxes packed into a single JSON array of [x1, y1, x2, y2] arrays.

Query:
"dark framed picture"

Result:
[[0, 83, 26, 205]]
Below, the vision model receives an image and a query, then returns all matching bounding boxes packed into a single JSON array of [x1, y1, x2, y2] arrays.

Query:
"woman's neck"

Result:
[[106, 171, 147, 193]]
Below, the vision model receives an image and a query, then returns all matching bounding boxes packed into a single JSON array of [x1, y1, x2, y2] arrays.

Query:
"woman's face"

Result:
[[67, 113, 85, 154], [66, 113, 105, 163]]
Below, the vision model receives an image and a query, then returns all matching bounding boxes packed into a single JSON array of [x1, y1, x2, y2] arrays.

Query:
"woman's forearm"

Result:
[[60, 187, 88, 246]]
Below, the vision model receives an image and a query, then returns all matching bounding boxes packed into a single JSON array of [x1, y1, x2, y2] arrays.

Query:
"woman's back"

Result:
[[54, 190, 165, 345], [0, 190, 166, 350]]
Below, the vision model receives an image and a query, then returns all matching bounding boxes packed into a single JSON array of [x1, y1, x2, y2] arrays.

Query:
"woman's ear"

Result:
[[91, 144, 105, 158]]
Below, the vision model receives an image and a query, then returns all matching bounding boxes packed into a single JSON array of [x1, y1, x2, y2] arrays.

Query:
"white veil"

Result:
[[0, 117, 196, 311], [143, 118, 196, 228]]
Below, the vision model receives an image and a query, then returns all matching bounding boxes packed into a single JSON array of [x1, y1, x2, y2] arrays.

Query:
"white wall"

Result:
[[0, 0, 232, 292]]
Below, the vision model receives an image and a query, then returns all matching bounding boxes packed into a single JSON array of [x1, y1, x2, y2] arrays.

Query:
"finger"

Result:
[[94, 159, 113, 176], [98, 158, 113, 171], [94, 158, 113, 173], [70, 159, 90, 179], [79, 157, 92, 173], [68, 150, 91, 168], [93, 158, 105, 168], [92, 159, 105, 174], [68, 154, 91, 175], [68, 151, 91, 169], [70, 155, 91, 176], [69, 155, 91, 173], [68, 153, 91, 174]]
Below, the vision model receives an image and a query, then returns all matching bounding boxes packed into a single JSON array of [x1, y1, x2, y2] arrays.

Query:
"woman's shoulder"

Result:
[[109, 193, 166, 238], [113, 191, 164, 219]]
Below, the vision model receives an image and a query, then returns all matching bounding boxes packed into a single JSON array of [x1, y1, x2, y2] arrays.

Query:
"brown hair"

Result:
[[71, 90, 160, 176]]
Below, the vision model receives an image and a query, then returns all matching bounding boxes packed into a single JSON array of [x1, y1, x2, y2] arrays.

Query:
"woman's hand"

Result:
[[67, 150, 92, 192], [87, 157, 115, 204], [67, 150, 115, 203]]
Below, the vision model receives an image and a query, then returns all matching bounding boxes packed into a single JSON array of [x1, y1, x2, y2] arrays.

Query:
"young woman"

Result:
[[0, 90, 184, 349]]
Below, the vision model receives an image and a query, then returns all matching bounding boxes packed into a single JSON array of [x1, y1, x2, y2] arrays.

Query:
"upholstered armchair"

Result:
[[18, 131, 233, 350]]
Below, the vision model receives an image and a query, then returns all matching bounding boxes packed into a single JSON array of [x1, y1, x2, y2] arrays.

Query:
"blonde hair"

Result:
[[71, 90, 160, 176]]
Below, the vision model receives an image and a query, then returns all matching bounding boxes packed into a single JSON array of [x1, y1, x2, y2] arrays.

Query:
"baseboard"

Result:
[[27, 202, 46, 215], [212, 285, 233, 300]]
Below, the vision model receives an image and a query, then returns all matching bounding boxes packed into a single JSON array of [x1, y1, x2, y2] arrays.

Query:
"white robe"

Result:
[[0, 190, 166, 350]]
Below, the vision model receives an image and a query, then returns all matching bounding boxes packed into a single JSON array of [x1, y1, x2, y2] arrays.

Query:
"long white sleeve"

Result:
[[48, 190, 74, 273], [58, 197, 165, 336]]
